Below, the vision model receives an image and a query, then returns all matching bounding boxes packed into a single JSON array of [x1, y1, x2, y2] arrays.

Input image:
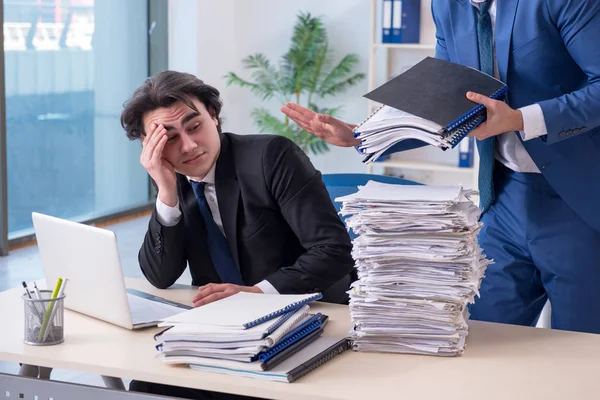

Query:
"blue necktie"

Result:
[[189, 181, 244, 285], [476, 0, 495, 212]]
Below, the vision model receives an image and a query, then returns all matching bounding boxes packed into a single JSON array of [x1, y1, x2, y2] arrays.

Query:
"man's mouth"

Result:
[[183, 153, 205, 164]]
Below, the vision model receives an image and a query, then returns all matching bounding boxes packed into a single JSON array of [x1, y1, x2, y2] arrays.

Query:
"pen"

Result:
[[38, 277, 63, 341], [23, 281, 47, 332], [21, 281, 32, 299], [41, 278, 68, 342], [32, 282, 42, 301], [32, 281, 55, 341]]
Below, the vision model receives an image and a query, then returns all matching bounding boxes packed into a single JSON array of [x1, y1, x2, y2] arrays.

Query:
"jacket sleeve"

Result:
[[138, 206, 188, 289], [260, 136, 354, 294], [537, 0, 600, 144]]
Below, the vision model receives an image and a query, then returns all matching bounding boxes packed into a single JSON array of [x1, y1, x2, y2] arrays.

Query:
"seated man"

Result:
[[120, 71, 355, 399]]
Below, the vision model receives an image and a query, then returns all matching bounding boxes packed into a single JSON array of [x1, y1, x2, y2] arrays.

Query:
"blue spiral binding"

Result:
[[446, 113, 486, 148], [257, 319, 323, 362], [443, 85, 509, 135], [243, 293, 323, 329]]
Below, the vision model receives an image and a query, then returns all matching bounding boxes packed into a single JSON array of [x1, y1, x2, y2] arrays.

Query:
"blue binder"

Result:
[[382, 0, 393, 43], [458, 136, 475, 168], [392, 0, 421, 44], [253, 313, 328, 363]]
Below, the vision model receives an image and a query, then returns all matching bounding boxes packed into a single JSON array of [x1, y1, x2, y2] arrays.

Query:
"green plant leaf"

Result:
[[318, 54, 365, 97], [308, 103, 342, 118], [251, 108, 291, 136], [223, 72, 273, 101], [224, 10, 363, 157]]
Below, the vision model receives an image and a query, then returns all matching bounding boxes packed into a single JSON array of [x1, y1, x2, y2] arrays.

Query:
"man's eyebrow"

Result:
[[163, 112, 201, 131]]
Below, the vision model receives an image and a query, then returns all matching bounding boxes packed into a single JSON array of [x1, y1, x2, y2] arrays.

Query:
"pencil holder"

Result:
[[23, 290, 65, 346]]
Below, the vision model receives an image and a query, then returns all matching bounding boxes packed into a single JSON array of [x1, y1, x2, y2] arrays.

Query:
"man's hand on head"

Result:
[[192, 283, 264, 307], [140, 123, 178, 206]]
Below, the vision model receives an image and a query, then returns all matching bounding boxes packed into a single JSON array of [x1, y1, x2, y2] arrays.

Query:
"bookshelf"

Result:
[[366, 0, 479, 191]]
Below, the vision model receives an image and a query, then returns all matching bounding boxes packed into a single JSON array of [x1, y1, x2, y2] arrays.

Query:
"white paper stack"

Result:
[[336, 181, 491, 356]]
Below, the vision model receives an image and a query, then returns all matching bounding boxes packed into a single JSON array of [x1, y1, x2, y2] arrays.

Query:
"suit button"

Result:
[[559, 131, 567, 138], [155, 245, 162, 254]]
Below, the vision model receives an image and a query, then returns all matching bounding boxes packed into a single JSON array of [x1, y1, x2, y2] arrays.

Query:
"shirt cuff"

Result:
[[255, 279, 279, 294], [155, 196, 181, 227], [518, 104, 548, 141]]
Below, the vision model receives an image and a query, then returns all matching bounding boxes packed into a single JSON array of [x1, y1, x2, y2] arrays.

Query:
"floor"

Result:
[[0, 214, 191, 388]]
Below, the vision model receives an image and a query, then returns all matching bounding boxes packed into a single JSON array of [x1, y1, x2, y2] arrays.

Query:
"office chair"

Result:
[[321, 173, 421, 240]]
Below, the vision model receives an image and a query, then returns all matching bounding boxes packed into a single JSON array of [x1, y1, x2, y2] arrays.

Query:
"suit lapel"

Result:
[[449, 0, 479, 69], [214, 133, 241, 272], [495, 0, 519, 83]]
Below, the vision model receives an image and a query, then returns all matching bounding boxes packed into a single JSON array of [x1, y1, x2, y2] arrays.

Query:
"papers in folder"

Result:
[[354, 56, 508, 163], [336, 181, 491, 356]]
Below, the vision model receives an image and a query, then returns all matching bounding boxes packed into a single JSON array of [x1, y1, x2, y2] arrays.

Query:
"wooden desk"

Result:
[[0, 278, 598, 400]]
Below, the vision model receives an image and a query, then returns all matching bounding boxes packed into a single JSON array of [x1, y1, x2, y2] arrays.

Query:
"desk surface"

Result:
[[1, 278, 598, 400]]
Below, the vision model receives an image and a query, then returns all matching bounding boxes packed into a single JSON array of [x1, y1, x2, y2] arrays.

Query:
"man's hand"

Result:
[[192, 283, 263, 307], [140, 123, 177, 206], [280, 102, 360, 147], [466, 92, 524, 140]]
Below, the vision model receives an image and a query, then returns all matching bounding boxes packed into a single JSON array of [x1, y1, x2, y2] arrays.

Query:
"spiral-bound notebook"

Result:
[[159, 313, 328, 366], [160, 292, 322, 330], [355, 56, 508, 162]]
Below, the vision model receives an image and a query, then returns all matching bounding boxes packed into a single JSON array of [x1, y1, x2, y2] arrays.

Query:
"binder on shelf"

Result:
[[353, 57, 508, 163], [391, 0, 402, 43], [382, 0, 393, 43], [458, 136, 475, 168], [393, 0, 421, 43]]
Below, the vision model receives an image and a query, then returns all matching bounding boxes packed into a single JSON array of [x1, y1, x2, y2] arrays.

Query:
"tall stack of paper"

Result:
[[336, 181, 491, 356]]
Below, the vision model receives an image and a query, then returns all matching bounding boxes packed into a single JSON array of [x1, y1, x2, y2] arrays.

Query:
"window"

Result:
[[3, 0, 153, 238]]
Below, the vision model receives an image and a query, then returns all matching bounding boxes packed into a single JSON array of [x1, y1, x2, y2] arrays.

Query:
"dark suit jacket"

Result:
[[139, 132, 355, 303]]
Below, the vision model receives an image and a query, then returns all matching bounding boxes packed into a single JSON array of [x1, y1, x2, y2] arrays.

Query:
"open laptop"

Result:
[[31, 212, 191, 329]]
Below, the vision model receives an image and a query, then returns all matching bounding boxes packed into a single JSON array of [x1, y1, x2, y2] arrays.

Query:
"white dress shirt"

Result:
[[471, 0, 545, 173], [155, 163, 278, 294]]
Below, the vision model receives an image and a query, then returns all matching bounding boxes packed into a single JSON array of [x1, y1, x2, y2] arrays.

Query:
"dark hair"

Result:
[[120, 71, 223, 140]]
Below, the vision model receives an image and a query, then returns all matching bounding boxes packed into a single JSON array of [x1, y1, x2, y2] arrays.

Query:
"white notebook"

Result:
[[160, 292, 322, 330], [157, 305, 311, 344]]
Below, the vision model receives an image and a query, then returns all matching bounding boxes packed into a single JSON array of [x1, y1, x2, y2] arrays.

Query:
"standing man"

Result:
[[282, 0, 600, 333]]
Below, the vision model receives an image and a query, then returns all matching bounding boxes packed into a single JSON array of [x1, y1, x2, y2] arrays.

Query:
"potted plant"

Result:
[[224, 12, 365, 156]]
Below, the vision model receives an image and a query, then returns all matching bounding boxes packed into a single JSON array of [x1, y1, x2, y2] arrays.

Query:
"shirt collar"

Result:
[[187, 162, 216, 185]]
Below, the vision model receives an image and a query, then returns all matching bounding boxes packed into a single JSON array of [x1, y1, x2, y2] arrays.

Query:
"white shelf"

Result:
[[368, 160, 475, 174], [373, 43, 435, 50]]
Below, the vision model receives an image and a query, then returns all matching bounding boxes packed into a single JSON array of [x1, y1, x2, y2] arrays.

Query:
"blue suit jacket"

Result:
[[385, 0, 600, 232]]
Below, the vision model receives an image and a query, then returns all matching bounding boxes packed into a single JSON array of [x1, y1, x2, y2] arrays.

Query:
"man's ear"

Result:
[[208, 106, 218, 125]]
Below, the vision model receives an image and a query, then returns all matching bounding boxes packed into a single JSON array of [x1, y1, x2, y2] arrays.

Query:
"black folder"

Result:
[[354, 57, 508, 161]]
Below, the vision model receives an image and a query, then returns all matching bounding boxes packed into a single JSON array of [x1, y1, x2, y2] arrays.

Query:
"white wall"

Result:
[[168, 0, 372, 174]]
